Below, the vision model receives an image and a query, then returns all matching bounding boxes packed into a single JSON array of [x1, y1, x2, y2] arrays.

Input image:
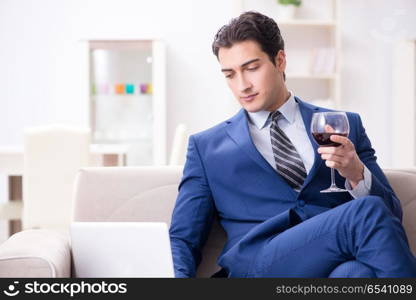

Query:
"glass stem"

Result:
[[330, 167, 337, 187]]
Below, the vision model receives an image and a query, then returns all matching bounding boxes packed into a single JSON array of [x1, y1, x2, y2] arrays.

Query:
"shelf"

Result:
[[94, 137, 152, 143], [91, 94, 152, 101], [278, 20, 336, 27], [86, 39, 166, 166], [286, 74, 336, 80], [90, 144, 130, 154], [91, 94, 152, 98]]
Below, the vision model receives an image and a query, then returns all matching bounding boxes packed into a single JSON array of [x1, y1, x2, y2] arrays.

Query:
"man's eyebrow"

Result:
[[221, 58, 260, 72]]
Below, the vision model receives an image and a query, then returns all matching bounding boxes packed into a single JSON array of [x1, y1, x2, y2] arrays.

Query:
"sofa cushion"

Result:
[[384, 169, 416, 256], [0, 229, 70, 277]]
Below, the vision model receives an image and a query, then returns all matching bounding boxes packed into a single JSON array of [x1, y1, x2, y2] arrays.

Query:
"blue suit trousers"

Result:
[[248, 196, 416, 277]]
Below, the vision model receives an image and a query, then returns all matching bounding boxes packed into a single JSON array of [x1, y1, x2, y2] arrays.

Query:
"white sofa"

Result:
[[0, 167, 415, 277]]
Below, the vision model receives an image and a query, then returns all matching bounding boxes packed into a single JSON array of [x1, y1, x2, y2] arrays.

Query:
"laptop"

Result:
[[70, 222, 175, 278]]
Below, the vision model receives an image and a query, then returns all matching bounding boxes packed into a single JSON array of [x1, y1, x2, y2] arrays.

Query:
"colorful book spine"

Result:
[[91, 82, 153, 95]]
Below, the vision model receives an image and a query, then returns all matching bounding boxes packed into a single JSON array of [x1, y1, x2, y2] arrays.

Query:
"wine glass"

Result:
[[311, 112, 350, 193]]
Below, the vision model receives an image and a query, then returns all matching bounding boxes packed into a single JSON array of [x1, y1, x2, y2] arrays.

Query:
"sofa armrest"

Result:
[[0, 229, 71, 277]]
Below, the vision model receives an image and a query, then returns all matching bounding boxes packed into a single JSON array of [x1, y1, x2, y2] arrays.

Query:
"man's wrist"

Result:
[[348, 162, 365, 188]]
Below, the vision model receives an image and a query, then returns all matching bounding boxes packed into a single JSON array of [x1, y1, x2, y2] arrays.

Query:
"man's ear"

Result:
[[274, 50, 286, 71]]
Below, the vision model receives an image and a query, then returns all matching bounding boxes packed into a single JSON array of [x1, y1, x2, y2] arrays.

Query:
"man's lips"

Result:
[[240, 93, 258, 102]]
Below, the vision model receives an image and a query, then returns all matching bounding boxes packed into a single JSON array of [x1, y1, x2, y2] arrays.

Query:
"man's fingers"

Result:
[[318, 146, 345, 155], [320, 153, 343, 162], [325, 160, 341, 169], [321, 153, 348, 168]]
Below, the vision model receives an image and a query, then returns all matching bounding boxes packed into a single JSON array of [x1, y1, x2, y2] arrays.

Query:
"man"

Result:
[[169, 11, 416, 278]]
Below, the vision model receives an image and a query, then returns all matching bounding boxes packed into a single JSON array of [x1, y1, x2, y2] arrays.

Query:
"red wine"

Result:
[[312, 132, 348, 147]]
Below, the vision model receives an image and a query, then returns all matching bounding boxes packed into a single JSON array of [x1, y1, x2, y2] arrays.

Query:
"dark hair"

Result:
[[212, 11, 285, 66]]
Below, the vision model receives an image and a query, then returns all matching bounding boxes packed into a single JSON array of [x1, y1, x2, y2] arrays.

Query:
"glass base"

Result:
[[320, 186, 348, 193]]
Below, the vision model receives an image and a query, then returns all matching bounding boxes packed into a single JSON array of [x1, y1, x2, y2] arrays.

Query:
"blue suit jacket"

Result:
[[169, 97, 402, 278]]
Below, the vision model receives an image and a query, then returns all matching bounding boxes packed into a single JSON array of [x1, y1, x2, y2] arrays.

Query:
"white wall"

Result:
[[0, 0, 240, 159], [1, 0, 416, 167], [340, 0, 416, 167]]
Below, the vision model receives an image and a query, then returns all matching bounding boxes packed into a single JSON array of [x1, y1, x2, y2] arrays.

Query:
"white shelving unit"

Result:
[[80, 40, 167, 166], [238, 0, 342, 108], [392, 39, 416, 167]]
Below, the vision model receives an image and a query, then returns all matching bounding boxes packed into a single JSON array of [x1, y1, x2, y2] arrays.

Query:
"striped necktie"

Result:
[[270, 110, 307, 191]]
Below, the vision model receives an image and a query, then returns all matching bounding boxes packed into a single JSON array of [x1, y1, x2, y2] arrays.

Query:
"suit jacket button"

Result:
[[298, 200, 305, 207]]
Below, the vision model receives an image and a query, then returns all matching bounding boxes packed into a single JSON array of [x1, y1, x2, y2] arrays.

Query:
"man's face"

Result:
[[218, 40, 286, 112]]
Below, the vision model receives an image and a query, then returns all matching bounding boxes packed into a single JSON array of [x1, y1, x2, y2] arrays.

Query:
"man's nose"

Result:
[[237, 74, 252, 93]]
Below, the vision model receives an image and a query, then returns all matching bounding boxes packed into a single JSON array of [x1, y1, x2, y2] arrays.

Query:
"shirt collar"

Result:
[[247, 91, 298, 129]]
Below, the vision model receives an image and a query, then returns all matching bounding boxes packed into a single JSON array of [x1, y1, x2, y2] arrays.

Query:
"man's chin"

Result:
[[238, 98, 266, 112], [243, 104, 263, 113]]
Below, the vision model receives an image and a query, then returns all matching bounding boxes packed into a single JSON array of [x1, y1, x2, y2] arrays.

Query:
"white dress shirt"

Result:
[[246, 92, 371, 198]]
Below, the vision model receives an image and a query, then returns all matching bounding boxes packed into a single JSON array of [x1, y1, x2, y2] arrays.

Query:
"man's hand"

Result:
[[317, 134, 364, 188]]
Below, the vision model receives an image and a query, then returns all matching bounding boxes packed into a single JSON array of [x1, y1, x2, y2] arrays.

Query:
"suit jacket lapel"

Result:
[[225, 99, 325, 194], [225, 109, 294, 191], [296, 97, 323, 190]]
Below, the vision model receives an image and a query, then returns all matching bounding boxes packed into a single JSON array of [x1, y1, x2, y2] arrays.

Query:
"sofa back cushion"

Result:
[[73, 166, 182, 224]]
